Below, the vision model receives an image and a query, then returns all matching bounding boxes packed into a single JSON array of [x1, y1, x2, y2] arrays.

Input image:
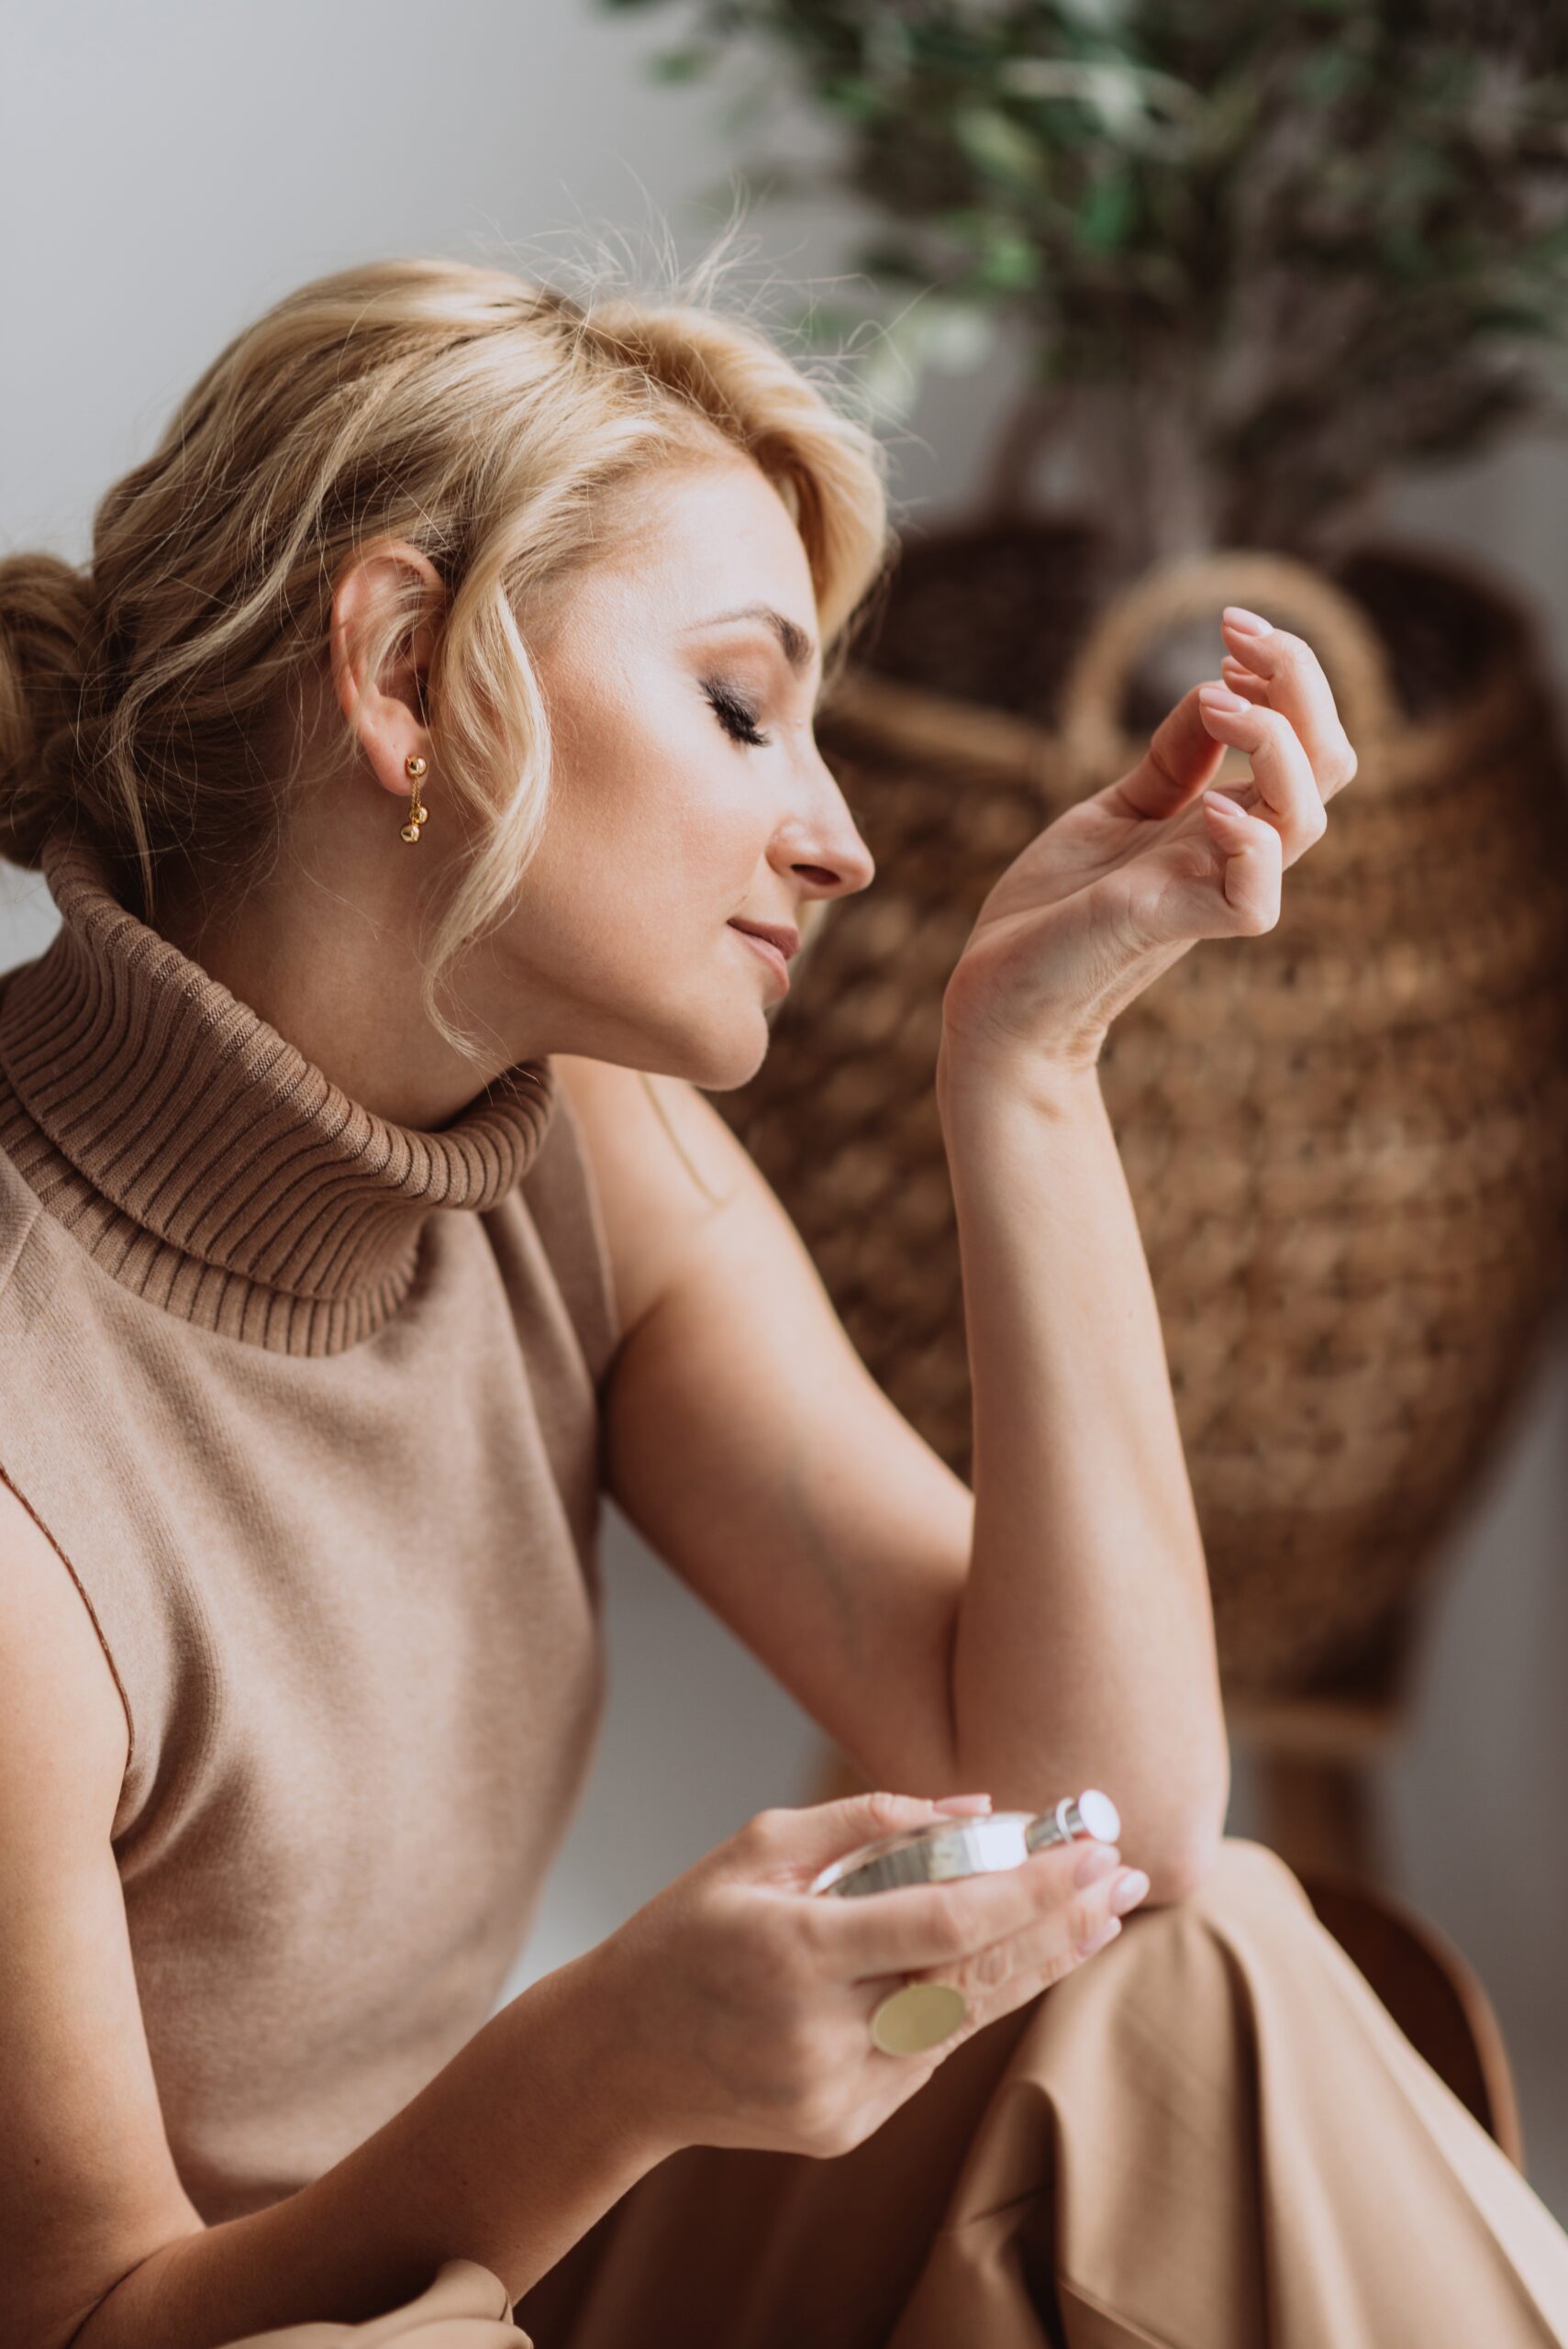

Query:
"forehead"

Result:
[[586, 457, 816, 618]]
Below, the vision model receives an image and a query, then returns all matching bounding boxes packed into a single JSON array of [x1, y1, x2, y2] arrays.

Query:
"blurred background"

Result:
[[5, 0, 1567, 2224]]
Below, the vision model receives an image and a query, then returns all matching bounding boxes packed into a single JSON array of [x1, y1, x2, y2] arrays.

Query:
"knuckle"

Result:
[[732, 1879, 817, 1973], [1068, 1893, 1105, 1949], [788, 1898, 836, 1969], [1033, 1851, 1080, 1913], [928, 1885, 972, 1956], [1043, 1943, 1087, 1988], [1246, 709, 1294, 762], [968, 1935, 1016, 1995]]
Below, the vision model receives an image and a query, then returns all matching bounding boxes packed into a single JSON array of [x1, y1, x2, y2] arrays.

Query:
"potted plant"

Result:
[[604, 0, 1568, 1860], [608, 1, 1568, 573]]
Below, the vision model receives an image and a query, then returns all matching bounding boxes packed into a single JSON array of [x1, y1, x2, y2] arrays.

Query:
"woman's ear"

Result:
[[328, 538, 446, 804]]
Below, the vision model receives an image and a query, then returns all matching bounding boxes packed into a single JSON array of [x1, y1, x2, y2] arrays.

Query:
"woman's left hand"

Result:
[[940, 607, 1359, 1074]]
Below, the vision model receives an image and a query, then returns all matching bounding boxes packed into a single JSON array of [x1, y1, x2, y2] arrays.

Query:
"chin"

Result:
[[614, 993, 773, 1095], [691, 1035, 773, 1096], [672, 1007, 775, 1096]]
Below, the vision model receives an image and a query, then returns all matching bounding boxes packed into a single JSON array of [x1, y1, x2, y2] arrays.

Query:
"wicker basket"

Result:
[[712, 544, 1568, 1701]]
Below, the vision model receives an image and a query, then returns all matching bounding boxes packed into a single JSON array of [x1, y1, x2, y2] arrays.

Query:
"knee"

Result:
[[1058, 1836, 1326, 2058], [1035, 1835, 1320, 2095]]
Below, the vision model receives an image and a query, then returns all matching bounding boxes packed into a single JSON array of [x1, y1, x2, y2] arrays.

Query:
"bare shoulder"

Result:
[[0, 1473, 203, 2349], [550, 1055, 763, 1340], [0, 1470, 128, 1811]]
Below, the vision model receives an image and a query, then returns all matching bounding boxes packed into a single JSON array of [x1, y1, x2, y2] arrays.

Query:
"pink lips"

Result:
[[728, 923, 791, 991]]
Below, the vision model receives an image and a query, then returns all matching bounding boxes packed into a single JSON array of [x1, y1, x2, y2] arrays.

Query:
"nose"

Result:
[[778, 752, 876, 903]]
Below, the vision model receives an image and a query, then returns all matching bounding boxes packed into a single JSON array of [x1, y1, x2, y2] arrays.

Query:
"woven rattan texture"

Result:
[[711, 544, 1568, 1701]]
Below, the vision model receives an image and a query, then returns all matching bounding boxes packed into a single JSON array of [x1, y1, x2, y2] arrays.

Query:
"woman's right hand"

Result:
[[587, 1787, 1150, 2163]]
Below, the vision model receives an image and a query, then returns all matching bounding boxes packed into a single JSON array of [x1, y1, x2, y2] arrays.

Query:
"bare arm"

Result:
[[73, 1944, 671, 2349], [933, 618, 1354, 1893], [935, 1042, 1230, 1901], [0, 1473, 675, 2349], [552, 1060, 1219, 1904]]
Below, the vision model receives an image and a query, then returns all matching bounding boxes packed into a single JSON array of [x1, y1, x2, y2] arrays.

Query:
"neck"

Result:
[[153, 835, 529, 1133], [0, 825, 558, 1356]]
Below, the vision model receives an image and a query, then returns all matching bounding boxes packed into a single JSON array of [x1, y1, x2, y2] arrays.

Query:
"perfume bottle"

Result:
[[809, 1789, 1121, 1898]]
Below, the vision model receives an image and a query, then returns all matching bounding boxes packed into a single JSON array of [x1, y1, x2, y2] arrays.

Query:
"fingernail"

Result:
[[1074, 1842, 1120, 1887], [1197, 684, 1250, 715], [1222, 606, 1273, 636], [1075, 1916, 1123, 1958], [1203, 793, 1247, 824], [931, 1792, 993, 1814], [1108, 1868, 1151, 1916]]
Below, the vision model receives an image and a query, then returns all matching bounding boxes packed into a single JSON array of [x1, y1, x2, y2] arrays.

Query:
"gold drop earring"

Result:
[[401, 753, 429, 843]]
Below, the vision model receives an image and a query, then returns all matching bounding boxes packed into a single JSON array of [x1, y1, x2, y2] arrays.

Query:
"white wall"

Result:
[[4, 0, 1565, 2227]]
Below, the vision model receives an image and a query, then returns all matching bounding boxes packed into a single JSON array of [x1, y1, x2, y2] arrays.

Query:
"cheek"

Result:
[[526, 681, 771, 972], [616, 759, 766, 920], [520, 802, 733, 986]]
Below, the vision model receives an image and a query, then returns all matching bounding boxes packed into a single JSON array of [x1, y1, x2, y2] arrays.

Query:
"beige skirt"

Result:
[[232, 1837, 1568, 2348]]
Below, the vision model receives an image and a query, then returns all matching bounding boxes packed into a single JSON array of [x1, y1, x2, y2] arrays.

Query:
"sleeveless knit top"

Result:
[[0, 826, 619, 2225]]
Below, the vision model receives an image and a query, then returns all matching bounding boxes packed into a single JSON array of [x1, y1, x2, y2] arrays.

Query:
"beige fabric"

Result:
[[0, 826, 618, 2223], [135, 1837, 1568, 2345], [224, 2260, 533, 2348], [9, 823, 1568, 2341], [507, 1837, 1568, 2347]]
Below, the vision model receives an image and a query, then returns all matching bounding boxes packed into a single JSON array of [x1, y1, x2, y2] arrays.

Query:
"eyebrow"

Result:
[[682, 602, 819, 677]]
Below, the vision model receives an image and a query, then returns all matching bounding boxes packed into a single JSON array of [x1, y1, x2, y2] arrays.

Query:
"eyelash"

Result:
[[702, 678, 772, 750]]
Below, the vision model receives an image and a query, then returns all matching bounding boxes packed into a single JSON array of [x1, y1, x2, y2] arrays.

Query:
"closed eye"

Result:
[[702, 678, 772, 750]]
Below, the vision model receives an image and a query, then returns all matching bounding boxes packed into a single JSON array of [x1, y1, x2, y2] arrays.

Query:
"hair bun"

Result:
[[0, 550, 96, 871]]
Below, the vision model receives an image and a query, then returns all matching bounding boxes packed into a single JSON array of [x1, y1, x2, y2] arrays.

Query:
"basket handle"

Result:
[[1056, 549, 1402, 788]]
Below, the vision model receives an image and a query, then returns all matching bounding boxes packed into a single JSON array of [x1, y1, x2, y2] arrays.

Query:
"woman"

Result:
[[1, 254, 1564, 2349]]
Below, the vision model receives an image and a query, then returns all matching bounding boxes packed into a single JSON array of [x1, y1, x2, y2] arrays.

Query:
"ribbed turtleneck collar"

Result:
[[0, 826, 557, 1355]]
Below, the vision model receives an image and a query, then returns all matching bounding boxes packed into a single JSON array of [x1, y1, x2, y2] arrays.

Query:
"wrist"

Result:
[[507, 1943, 686, 2176], [936, 1024, 1105, 1125]]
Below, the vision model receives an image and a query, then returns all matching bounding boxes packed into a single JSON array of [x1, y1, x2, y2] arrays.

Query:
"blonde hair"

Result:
[[0, 241, 895, 1062]]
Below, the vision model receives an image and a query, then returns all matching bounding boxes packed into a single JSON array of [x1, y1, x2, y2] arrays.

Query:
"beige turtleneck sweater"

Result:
[[0, 825, 619, 2226]]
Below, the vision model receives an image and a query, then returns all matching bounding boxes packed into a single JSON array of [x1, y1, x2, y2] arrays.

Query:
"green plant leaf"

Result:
[[1292, 45, 1365, 106], [818, 72, 889, 124], [952, 104, 1050, 192], [977, 225, 1044, 290], [646, 42, 722, 82], [598, 0, 1568, 556], [1077, 173, 1137, 251]]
